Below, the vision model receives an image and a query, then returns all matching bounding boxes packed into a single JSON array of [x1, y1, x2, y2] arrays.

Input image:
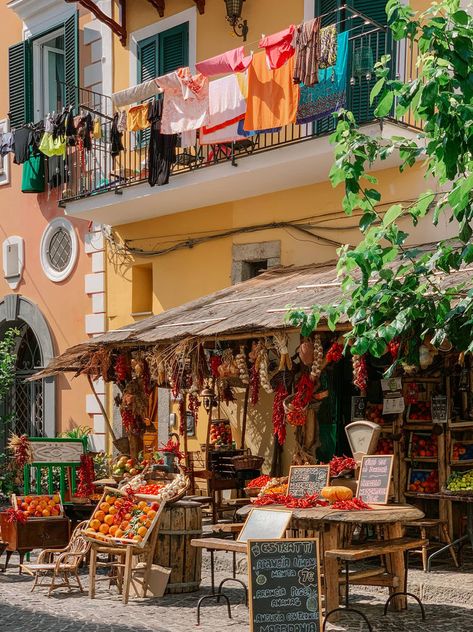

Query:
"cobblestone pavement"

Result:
[[2, 553, 473, 632]]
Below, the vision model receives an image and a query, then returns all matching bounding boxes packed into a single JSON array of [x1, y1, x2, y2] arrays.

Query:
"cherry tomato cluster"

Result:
[[331, 497, 371, 511], [136, 483, 163, 496]]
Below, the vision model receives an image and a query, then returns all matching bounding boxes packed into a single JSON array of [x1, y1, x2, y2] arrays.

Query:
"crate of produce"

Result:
[[451, 441, 473, 464], [444, 469, 473, 495], [406, 401, 432, 423], [376, 437, 394, 455], [408, 432, 438, 460], [12, 493, 64, 519], [407, 468, 439, 494], [366, 403, 396, 426]]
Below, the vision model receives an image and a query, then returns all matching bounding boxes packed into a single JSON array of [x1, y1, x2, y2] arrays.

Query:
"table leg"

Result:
[[323, 524, 340, 617], [387, 523, 407, 611]]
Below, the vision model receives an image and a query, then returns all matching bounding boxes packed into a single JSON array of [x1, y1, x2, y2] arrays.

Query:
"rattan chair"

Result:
[[21, 520, 90, 597]]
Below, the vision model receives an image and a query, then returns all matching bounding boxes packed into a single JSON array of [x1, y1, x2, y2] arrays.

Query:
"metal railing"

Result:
[[59, 15, 421, 205]]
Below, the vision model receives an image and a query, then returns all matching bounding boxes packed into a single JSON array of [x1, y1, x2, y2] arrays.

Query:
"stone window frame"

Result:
[[231, 241, 281, 285]]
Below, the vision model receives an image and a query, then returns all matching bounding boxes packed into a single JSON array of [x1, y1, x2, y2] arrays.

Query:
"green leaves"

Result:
[[374, 91, 394, 118], [382, 204, 403, 226]]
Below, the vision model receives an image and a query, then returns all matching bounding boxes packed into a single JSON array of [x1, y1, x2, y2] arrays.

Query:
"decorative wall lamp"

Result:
[[224, 0, 249, 41]]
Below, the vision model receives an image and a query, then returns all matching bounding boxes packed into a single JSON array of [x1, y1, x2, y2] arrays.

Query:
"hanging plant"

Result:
[[179, 397, 187, 436], [235, 346, 250, 384], [7, 434, 32, 468], [259, 348, 273, 394], [250, 364, 260, 406], [310, 335, 324, 381], [115, 352, 131, 383], [188, 392, 200, 425], [76, 454, 95, 498], [326, 342, 344, 364]]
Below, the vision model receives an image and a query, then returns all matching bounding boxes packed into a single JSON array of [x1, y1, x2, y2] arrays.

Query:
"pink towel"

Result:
[[259, 25, 296, 70], [196, 46, 252, 77]]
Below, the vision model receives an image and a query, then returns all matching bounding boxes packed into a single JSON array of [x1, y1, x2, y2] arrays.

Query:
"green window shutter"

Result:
[[348, 0, 389, 123], [64, 11, 79, 112], [158, 22, 189, 76], [138, 35, 159, 82], [8, 41, 32, 127], [314, 0, 341, 135]]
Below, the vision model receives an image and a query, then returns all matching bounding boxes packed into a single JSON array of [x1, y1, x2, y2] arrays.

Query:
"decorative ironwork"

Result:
[[47, 228, 72, 273]]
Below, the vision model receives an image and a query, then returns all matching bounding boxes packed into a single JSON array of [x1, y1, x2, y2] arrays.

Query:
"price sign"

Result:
[[248, 538, 322, 632], [351, 396, 367, 421], [356, 455, 394, 505], [287, 465, 330, 498], [238, 509, 292, 543], [431, 395, 448, 424]]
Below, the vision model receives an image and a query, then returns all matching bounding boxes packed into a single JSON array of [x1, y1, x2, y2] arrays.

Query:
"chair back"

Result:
[[61, 520, 90, 566]]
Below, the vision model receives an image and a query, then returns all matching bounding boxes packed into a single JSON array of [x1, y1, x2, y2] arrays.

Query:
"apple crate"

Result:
[[408, 432, 438, 460], [406, 401, 433, 424], [12, 493, 64, 520], [451, 440, 473, 465], [407, 468, 439, 494], [84, 486, 164, 549]]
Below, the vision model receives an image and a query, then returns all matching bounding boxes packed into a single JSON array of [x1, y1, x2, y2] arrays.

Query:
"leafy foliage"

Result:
[[288, 0, 473, 369], [0, 328, 18, 402]]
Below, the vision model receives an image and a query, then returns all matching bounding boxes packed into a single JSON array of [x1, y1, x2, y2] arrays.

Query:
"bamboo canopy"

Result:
[[31, 258, 473, 380]]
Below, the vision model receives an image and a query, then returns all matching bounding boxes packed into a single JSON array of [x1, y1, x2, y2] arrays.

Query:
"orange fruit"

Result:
[[105, 495, 117, 505], [94, 510, 105, 522], [39, 501, 47, 510], [50, 508, 59, 516], [138, 501, 148, 511], [100, 502, 110, 513], [133, 535, 143, 543], [90, 519, 101, 531], [48, 500, 56, 507], [108, 507, 117, 516], [115, 528, 124, 538], [104, 514, 115, 526], [137, 526, 148, 537], [147, 510, 157, 521], [42, 509, 51, 517], [124, 513, 132, 521], [109, 525, 118, 536], [139, 514, 149, 524], [52, 495, 60, 504], [99, 523, 110, 534], [120, 521, 129, 530], [114, 498, 124, 508]]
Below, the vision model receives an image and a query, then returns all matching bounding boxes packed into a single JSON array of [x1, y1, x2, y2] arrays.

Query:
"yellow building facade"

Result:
[[58, 0, 447, 468]]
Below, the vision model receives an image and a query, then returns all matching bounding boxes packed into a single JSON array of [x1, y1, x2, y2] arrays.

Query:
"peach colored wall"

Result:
[[0, 4, 93, 434]]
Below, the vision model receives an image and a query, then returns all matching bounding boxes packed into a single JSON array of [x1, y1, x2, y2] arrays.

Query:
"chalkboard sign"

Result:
[[248, 538, 322, 632], [288, 465, 330, 498], [238, 509, 292, 543], [431, 395, 448, 424], [356, 455, 394, 505]]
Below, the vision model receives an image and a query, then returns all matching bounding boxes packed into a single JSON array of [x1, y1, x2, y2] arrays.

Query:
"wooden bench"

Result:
[[323, 537, 428, 632], [404, 518, 459, 571]]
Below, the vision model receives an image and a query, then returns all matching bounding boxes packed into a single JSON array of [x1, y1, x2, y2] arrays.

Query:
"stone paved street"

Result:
[[2, 552, 473, 631]]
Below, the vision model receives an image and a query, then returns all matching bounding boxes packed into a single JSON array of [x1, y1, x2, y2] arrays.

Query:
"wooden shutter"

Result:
[[8, 41, 32, 127], [64, 12, 79, 112], [158, 22, 189, 76], [314, 0, 341, 135], [349, 0, 388, 123]]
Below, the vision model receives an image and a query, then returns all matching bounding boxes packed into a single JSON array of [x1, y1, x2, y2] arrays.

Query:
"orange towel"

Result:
[[244, 51, 299, 131]]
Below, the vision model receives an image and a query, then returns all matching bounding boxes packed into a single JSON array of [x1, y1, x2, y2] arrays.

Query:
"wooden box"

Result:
[[0, 514, 70, 551]]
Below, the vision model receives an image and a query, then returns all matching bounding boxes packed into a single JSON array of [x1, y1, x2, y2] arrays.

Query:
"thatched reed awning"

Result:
[[32, 258, 473, 379]]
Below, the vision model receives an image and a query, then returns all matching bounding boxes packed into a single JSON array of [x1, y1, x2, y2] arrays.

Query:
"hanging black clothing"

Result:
[[13, 127, 33, 164], [111, 112, 124, 158], [65, 110, 77, 146], [147, 99, 177, 187]]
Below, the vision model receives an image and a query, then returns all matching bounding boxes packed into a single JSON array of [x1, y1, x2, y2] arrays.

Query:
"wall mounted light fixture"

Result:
[[224, 0, 249, 41]]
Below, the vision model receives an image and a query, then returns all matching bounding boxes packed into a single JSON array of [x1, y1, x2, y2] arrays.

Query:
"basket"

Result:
[[244, 486, 261, 497], [231, 455, 264, 471], [283, 393, 308, 426], [441, 486, 473, 497]]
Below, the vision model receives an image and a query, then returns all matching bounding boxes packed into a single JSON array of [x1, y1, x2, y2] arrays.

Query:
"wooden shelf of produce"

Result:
[[400, 376, 449, 532], [404, 491, 439, 500]]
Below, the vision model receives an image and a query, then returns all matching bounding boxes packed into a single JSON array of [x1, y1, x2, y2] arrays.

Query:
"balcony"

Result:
[[60, 21, 421, 227]]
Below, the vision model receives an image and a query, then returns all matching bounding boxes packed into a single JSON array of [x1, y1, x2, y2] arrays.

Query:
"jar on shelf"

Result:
[[210, 419, 232, 449]]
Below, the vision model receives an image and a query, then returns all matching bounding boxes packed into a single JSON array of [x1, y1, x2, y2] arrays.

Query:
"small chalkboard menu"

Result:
[[238, 509, 293, 543], [356, 455, 394, 505], [431, 395, 448, 424], [287, 465, 330, 498], [248, 538, 322, 632]]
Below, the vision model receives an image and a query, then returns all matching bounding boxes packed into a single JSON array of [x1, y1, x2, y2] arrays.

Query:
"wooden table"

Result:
[[236, 503, 423, 614], [415, 492, 473, 571]]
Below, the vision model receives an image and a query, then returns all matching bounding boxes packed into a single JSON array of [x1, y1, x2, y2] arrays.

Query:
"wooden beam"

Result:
[[146, 0, 165, 18], [194, 0, 205, 14], [65, 0, 127, 46]]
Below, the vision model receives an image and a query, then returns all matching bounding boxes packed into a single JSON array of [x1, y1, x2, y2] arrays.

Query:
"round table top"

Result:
[[236, 503, 424, 524]]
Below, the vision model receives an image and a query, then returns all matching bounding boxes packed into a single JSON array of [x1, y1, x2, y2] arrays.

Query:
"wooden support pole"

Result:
[[240, 385, 250, 450]]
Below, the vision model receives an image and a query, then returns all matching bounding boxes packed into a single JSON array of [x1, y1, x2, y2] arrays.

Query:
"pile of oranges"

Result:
[[17, 494, 62, 518], [86, 493, 159, 544]]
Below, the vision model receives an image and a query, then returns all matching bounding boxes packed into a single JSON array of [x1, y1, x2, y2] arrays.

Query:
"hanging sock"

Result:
[[196, 46, 252, 76], [259, 25, 296, 70]]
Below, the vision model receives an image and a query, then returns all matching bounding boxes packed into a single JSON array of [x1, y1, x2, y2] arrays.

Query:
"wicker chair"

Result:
[[21, 520, 90, 597]]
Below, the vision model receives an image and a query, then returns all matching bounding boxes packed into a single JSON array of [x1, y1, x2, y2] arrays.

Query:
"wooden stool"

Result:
[[405, 519, 459, 572]]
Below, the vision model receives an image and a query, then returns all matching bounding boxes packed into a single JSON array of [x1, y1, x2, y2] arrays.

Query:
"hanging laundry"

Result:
[[127, 103, 150, 132], [111, 112, 125, 157], [293, 18, 321, 87], [13, 128, 33, 164], [196, 46, 252, 76], [237, 119, 281, 137], [47, 155, 67, 190], [319, 24, 338, 69], [112, 80, 163, 108], [44, 114, 54, 134], [93, 118, 102, 139], [21, 152, 45, 193], [156, 68, 209, 135], [200, 121, 247, 145], [0, 132, 14, 156], [180, 130, 197, 148], [117, 111, 127, 133], [147, 99, 177, 187], [259, 25, 296, 70], [244, 51, 299, 131], [39, 132, 66, 158], [76, 113, 93, 151], [296, 31, 348, 125], [202, 74, 246, 135], [65, 110, 77, 146]]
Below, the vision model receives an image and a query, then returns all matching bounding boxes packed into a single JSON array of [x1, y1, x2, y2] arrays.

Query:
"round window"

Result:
[[40, 218, 78, 282]]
